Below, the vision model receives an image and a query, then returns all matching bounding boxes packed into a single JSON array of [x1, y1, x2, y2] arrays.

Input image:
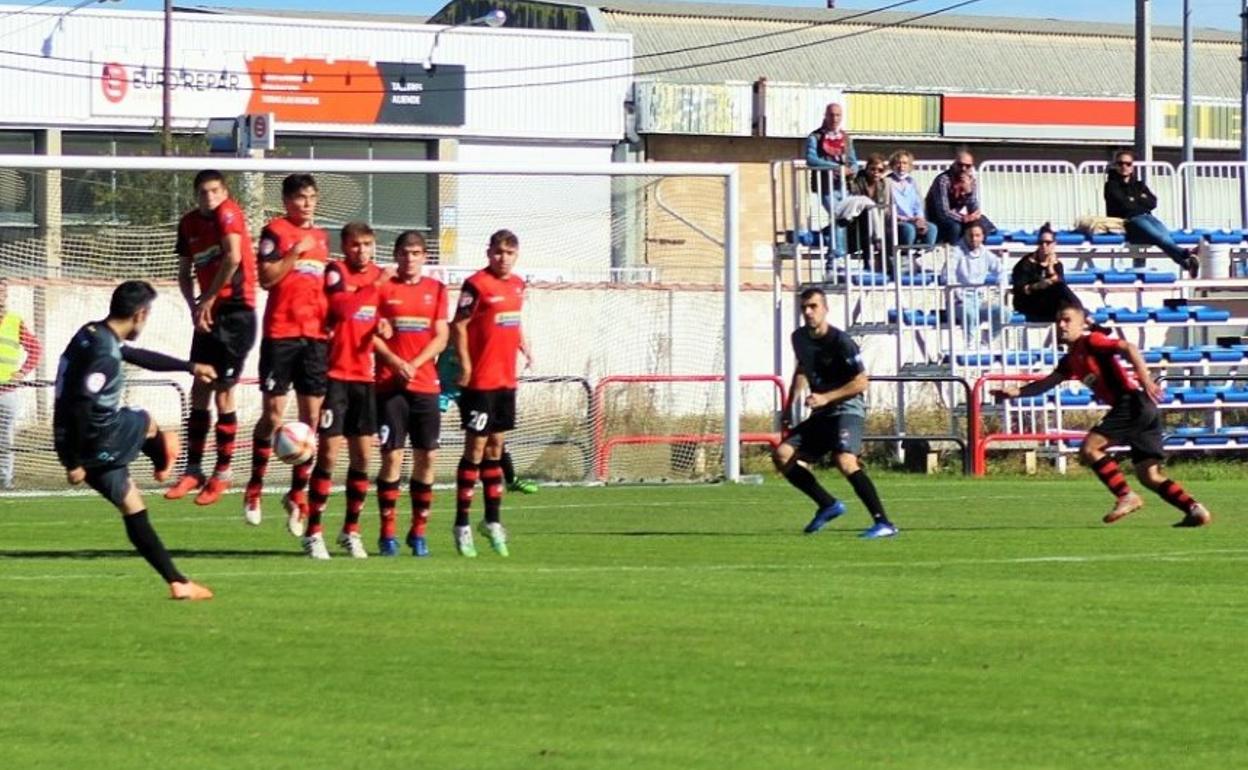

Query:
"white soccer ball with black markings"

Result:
[[274, 421, 316, 465]]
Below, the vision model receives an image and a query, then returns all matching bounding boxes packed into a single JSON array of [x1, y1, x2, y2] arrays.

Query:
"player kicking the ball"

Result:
[[773, 288, 898, 538], [55, 281, 216, 600], [374, 231, 448, 557], [301, 222, 386, 559], [449, 229, 532, 557], [993, 302, 1212, 527], [165, 170, 258, 507], [243, 174, 330, 532]]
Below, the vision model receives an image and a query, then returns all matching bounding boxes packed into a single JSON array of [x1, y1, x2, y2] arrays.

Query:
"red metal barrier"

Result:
[[970, 372, 1086, 475], [591, 374, 787, 481]]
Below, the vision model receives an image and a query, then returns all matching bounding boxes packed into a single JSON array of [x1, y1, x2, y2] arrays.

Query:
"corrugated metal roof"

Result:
[[599, 8, 1241, 99], [595, 0, 1238, 43]]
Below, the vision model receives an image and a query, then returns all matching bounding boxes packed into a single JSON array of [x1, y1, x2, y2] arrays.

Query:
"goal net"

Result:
[[0, 156, 764, 495]]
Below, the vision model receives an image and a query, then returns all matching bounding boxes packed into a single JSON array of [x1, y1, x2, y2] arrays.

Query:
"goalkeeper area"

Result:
[[0, 156, 765, 492], [2, 475, 1247, 769]]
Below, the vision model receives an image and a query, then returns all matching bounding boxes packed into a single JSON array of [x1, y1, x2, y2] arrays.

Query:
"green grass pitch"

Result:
[[1, 474, 1245, 769]]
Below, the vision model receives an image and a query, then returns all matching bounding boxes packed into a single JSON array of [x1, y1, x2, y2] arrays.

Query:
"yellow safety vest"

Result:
[[0, 313, 22, 384]]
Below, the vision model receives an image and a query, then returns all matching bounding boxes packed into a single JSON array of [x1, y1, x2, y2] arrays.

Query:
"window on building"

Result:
[[0, 131, 36, 225], [62, 132, 178, 224]]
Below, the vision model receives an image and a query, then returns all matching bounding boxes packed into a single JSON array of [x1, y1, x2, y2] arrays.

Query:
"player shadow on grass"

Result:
[[0, 548, 302, 560]]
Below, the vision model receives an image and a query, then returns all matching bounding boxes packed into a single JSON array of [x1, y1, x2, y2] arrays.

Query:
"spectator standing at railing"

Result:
[[0, 278, 42, 490], [805, 102, 856, 260], [1011, 223, 1079, 322], [1104, 150, 1199, 278], [845, 153, 892, 272], [887, 150, 937, 251], [953, 221, 1003, 344], [925, 150, 993, 245]]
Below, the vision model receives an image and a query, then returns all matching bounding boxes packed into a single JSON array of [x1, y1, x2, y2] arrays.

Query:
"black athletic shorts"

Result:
[[785, 410, 865, 460], [259, 337, 328, 396], [189, 304, 256, 387], [320, 379, 377, 438], [82, 408, 150, 509], [378, 390, 441, 452], [1091, 390, 1165, 463], [458, 388, 516, 434]]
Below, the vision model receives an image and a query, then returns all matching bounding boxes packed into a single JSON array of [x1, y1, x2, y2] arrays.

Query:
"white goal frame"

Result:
[[0, 155, 744, 482]]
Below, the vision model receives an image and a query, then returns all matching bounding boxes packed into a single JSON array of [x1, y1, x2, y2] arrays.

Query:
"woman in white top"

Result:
[[954, 221, 1003, 345]]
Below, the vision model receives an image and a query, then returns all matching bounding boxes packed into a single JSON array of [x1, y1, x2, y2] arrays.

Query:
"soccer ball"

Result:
[[274, 421, 316, 465]]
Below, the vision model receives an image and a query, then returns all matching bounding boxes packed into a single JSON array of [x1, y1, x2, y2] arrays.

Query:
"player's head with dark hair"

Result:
[[281, 174, 318, 225], [340, 222, 375, 270], [108, 280, 158, 340], [798, 287, 828, 329], [1054, 300, 1105, 344], [393, 230, 428, 280], [193, 169, 229, 214], [193, 169, 226, 192], [486, 229, 520, 279], [282, 174, 317, 199]]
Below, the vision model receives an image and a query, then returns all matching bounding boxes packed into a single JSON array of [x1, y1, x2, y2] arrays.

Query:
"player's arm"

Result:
[[257, 227, 308, 290], [992, 369, 1065, 401], [782, 366, 807, 428], [807, 372, 868, 410], [17, 321, 41, 380], [450, 282, 479, 388], [121, 346, 216, 382], [1114, 337, 1164, 403], [373, 335, 413, 381], [520, 328, 533, 370], [175, 229, 196, 314], [411, 318, 449, 372]]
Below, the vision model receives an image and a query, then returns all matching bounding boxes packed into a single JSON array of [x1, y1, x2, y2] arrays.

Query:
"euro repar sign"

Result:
[[91, 52, 465, 128]]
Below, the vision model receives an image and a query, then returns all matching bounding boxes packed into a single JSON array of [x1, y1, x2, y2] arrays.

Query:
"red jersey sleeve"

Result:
[[174, 218, 190, 259], [1085, 331, 1121, 353], [258, 226, 282, 263], [216, 201, 248, 238], [454, 280, 480, 322], [324, 262, 347, 296]]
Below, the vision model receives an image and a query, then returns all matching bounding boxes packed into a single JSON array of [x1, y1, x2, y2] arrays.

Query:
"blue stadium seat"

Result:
[[1168, 348, 1204, 364], [845, 271, 891, 286], [954, 353, 997, 367], [985, 233, 1005, 246], [1110, 307, 1149, 323], [1099, 271, 1139, 285], [1055, 231, 1086, 246], [1174, 387, 1218, 404], [1150, 306, 1189, 323], [1142, 348, 1165, 364], [1169, 229, 1207, 245], [898, 272, 938, 286], [1216, 387, 1248, 403], [1206, 229, 1246, 245], [1058, 389, 1093, 406], [1064, 271, 1098, 285], [1140, 271, 1178, 284], [1203, 346, 1245, 363], [1090, 233, 1127, 246], [1003, 350, 1037, 366], [1219, 426, 1248, 443], [886, 308, 929, 325], [1189, 306, 1231, 322], [1092, 307, 1113, 324]]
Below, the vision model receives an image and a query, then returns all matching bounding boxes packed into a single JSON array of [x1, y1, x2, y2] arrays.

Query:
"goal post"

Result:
[[0, 154, 745, 492]]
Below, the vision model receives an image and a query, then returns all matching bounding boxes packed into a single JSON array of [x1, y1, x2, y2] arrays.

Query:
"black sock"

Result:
[[500, 450, 516, 486], [848, 469, 889, 524], [782, 463, 836, 508], [123, 510, 187, 584]]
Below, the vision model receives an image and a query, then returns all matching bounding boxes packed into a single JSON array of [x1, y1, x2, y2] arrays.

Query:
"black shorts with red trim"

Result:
[[1090, 390, 1165, 463]]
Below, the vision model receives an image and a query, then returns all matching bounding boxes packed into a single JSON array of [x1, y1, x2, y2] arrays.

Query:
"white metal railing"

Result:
[[978, 160, 1080, 232]]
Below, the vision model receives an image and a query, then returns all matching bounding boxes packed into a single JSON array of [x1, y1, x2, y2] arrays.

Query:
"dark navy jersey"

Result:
[[53, 322, 190, 468], [791, 325, 866, 417]]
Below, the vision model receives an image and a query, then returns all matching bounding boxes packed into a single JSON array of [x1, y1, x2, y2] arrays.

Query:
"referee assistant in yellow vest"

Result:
[[0, 279, 43, 490]]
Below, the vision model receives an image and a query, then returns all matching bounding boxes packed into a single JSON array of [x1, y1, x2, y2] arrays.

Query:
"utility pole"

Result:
[[1182, 0, 1194, 163], [1241, 0, 1248, 164], [1135, 0, 1152, 163], [161, 0, 172, 155]]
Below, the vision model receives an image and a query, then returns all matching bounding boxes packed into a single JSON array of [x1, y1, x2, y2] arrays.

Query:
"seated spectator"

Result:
[[953, 221, 1003, 344], [845, 153, 891, 272], [1104, 149, 1198, 278], [926, 149, 994, 245], [1011, 223, 1080, 323], [805, 102, 856, 259], [888, 149, 937, 250]]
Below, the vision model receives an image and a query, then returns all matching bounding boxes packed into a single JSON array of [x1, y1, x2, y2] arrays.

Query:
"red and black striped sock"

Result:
[[376, 478, 400, 540], [1090, 456, 1132, 498], [410, 480, 433, 537], [248, 436, 272, 489], [291, 457, 314, 496], [481, 459, 504, 524], [306, 466, 333, 536], [343, 468, 369, 533], [1156, 479, 1197, 515], [185, 408, 211, 478], [213, 412, 237, 477], [455, 458, 479, 528]]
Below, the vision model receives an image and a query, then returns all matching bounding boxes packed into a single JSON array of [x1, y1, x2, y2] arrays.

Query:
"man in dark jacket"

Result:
[[1104, 150, 1198, 278]]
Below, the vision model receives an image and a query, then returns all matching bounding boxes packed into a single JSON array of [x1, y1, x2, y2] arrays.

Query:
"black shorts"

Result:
[[458, 388, 516, 434], [1091, 390, 1165, 463], [378, 390, 441, 452], [785, 411, 865, 460], [189, 305, 256, 387], [259, 337, 328, 396], [320, 379, 378, 438], [82, 408, 150, 508]]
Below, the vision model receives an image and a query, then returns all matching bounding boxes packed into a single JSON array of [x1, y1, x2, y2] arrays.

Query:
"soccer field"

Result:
[[1, 475, 1245, 769]]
